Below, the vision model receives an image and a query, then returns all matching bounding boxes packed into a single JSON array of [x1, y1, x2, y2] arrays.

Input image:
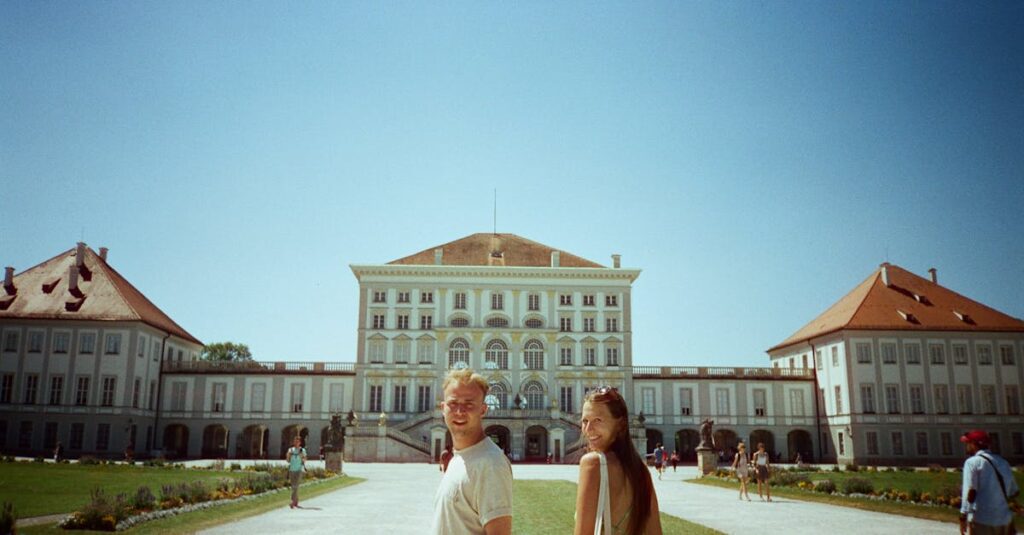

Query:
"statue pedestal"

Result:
[[325, 451, 343, 474], [696, 448, 718, 477]]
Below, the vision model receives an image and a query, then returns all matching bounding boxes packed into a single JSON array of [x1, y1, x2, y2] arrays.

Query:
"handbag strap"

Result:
[[595, 452, 613, 535], [977, 453, 1011, 503]]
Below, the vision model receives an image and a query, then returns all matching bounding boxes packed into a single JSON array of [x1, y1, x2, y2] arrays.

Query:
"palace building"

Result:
[[1, 236, 1020, 465]]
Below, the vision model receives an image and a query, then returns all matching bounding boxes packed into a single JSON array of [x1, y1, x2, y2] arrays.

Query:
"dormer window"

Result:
[[953, 310, 973, 323], [913, 293, 931, 305], [897, 310, 917, 323]]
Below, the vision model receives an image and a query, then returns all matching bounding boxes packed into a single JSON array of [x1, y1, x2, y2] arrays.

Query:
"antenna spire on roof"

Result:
[[493, 188, 497, 235]]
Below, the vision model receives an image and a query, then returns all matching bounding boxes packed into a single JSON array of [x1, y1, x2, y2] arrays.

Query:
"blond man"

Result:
[[431, 368, 513, 535]]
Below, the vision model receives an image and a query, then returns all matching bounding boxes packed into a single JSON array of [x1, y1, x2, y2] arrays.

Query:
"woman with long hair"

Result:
[[731, 442, 752, 501], [574, 386, 662, 535]]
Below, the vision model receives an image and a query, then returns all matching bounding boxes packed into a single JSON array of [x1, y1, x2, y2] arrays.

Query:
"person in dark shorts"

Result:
[[653, 443, 665, 480], [752, 442, 772, 502]]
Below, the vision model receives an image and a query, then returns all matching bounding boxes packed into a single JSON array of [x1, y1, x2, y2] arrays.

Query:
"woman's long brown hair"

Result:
[[582, 388, 653, 534]]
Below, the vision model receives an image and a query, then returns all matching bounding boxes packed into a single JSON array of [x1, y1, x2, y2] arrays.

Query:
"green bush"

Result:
[[842, 477, 874, 495], [132, 486, 157, 510], [78, 455, 101, 466], [898, 466, 915, 472], [65, 489, 132, 531], [230, 462, 242, 471], [927, 464, 944, 473], [143, 457, 167, 467], [844, 463, 859, 472], [187, 481, 210, 504], [909, 488, 922, 502], [773, 472, 811, 487], [305, 467, 330, 480], [831, 465, 840, 473], [814, 479, 837, 494]]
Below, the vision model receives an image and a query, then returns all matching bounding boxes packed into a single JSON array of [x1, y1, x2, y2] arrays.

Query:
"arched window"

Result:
[[450, 317, 470, 328], [523, 381, 545, 411], [525, 318, 543, 329], [524, 339, 544, 370], [484, 340, 508, 370], [486, 316, 509, 328], [448, 338, 470, 369], [488, 382, 508, 409]]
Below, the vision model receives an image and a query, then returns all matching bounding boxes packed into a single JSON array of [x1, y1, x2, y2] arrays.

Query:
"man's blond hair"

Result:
[[441, 368, 489, 398]]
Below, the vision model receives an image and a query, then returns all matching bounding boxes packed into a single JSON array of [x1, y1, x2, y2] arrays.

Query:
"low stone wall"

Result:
[[344, 430, 430, 462]]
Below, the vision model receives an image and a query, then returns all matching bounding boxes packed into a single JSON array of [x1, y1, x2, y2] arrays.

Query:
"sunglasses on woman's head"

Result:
[[593, 385, 620, 398]]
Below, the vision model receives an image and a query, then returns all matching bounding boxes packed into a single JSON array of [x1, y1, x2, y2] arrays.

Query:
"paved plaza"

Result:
[[200, 461, 953, 534]]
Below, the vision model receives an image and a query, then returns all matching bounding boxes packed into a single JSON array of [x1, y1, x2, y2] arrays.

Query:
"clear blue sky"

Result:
[[3, 2, 1022, 367]]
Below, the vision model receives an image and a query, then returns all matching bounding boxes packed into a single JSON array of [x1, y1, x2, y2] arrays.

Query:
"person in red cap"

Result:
[[959, 430, 1019, 535]]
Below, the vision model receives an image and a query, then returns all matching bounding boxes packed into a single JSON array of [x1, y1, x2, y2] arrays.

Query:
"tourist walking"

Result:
[[286, 435, 306, 508], [653, 444, 665, 480], [959, 430, 1019, 535], [732, 443, 752, 501], [432, 368, 513, 535], [574, 386, 662, 535], [752, 442, 772, 502], [670, 450, 679, 473]]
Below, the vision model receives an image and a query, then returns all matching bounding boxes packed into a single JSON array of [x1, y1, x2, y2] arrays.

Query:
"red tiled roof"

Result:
[[769, 263, 1024, 352], [388, 233, 605, 268], [0, 246, 202, 345]]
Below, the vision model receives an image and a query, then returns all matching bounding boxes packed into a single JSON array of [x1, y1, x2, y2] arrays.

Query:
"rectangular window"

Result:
[[1006, 385, 1020, 415], [96, 423, 110, 451], [44, 422, 58, 449], [957, 385, 973, 414], [1000, 345, 1015, 365], [934, 384, 949, 414], [291, 383, 304, 413], [560, 317, 572, 332], [101, 377, 116, 407], [420, 291, 433, 304], [680, 388, 693, 416], [605, 318, 618, 332], [816, 350, 823, 370], [137, 337, 146, 358], [397, 291, 410, 303], [152, 341, 159, 362], [420, 315, 433, 330], [838, 432, 845, 456], [22, 374, 39, 405], [454, 292, 467, 310], [528, 294, 540, 311], [2, 331, 17, 352], [560, 294, 573, 306], [905, 344, 921, 364], [909, 384, 924, 414], [417, 339, 434, 364], [559, 386, 574, 413], [28, 331, 44, 353], [881, 343, 897, 364], [372, 314, 385, 329], [211, 382, 226, 412], [834, 386, 843, 414], [866, 432, 879, 455], [491, 293, 503, 310], [104, 333, 121, 355], [916, 432, 929, 455], [789, 389, 805, 417], [171, 381, 187, 411], [560, 346, 573, 366], [70, 423, 84, 450], [860, 384, 875, 414], [991, 433, 1002, 454], [981, 385, 996, 414], [605, 294, 618, 307], [417, 385, 433, 412], [80, 333, 96, 354], [49, 376, 64, 405], [605, 347, 619, 366], [372, 290, 386, 303], [369, 385, 383, 412], [368, 340, 385, 363], [251, 383, 266, 412], [397, 315, 409, 330], [855, 343, 871, 364], [583, 318, 595, 332], [148, 380, 156, 410], [18, 421, 33, 448], [978, 345, 992, 365], [941, 432, 953, 456], [953, 344, 968, 365], [1012, 432, 1024, 456], [132, 378, 141, 409], [394, 340, 410, 363], [885, 384, 900, 414], [583, 294, 595, 306], [929, 344, 945, 365], [584, 347, 596, 366], [753, 388, 767, 417], [53, 332, 70, 354], [715, 388, 730, 415], [393, 385, 407, 412], [831, 346, 839, 367], [75, 377, 90, 406], [642, 388, 656, 416], [891, 431, 904, 456]]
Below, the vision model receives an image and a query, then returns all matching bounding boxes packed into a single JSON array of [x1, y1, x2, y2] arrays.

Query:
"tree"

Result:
[[201, 342, 253, 362]]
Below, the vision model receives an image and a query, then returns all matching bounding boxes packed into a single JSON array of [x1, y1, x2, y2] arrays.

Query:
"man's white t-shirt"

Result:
[[432, 437, 513, 534]]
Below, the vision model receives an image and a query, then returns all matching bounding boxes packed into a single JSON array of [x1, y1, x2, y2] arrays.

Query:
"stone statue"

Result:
[[325, 414, 345, 451], [378, 411, 387, 427], [346, 409, 358, 427], [698, 418, 715, 450]]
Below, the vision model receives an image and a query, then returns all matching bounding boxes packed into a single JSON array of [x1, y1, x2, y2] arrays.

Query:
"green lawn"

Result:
[[514, 480, 721, 535], [0, 462, 259, 519]]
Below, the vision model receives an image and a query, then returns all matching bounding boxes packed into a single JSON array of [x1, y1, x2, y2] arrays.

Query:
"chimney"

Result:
[[551, 251, 560, 268], [68, 265, 82, 297], [880, 263, 890, 287], [434, 248, 443, 265], [928, 268, 937, 284], [75, 242, 86, 267], [99, 247, 108, 261], [3, 267, 14, 295], [611, 254, 621, 269]]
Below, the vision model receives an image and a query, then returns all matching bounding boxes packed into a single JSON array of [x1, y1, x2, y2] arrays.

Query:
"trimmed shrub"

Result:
[[64, 489, 132, 531], [144, 457, 167, 468], [842, 477, 874, 495], [813, 479, 837, 494], [831, 465, 841, 473], [927, 464, 945, 473], [132, 486, 157, 511], [844, 463, 859, 472], [773, 472, 811, 487], [187, 481, 210, 504], [78, 455, 101, 466], [230, 462, 242, 471]]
